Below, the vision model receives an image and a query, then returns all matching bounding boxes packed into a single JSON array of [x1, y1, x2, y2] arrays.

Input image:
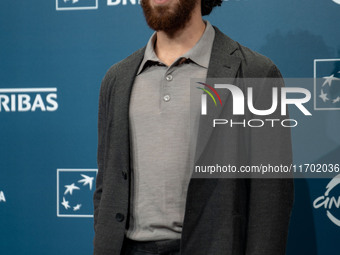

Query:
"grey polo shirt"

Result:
[[127, 21, 215, 241]]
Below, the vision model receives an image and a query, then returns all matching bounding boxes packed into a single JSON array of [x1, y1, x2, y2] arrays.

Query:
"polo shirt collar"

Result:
[[137, 20, 215, 75]]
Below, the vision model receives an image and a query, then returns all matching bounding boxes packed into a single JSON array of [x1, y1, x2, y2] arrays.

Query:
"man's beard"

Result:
[[141, 0, 198, 34]]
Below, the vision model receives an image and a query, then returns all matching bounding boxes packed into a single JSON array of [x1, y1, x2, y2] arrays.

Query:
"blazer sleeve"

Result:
[[245, 65, 294, 255]]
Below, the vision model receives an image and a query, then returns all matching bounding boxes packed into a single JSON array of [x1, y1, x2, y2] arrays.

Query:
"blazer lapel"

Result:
[[106, 48, 146, 171], [114, 48, 146, 99], [108, 48, 146, 126], [194, 27, 242, 163]]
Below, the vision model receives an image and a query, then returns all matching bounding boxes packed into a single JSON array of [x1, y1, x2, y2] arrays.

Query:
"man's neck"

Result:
[[154, 8, 206, 66]]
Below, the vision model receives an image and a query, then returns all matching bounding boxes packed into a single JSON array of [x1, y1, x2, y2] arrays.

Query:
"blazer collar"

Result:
[[207, 26, 241, 78], [194, 26, 242, 163]]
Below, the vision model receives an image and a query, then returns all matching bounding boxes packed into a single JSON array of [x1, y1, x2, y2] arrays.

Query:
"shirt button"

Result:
[[163, 95, 171, 102], [115, 213, 125, 222], [122, 170, 128, 180], [166, 74, 173, 81]]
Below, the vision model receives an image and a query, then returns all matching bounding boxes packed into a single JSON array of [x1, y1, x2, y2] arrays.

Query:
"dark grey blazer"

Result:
[[93, 26, 294, 255]]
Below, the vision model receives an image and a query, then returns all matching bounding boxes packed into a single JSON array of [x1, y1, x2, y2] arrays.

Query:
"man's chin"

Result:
[[142, 0, 196, 33]]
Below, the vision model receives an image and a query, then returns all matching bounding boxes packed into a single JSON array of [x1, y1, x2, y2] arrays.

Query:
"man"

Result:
[[93, 0, 294, 254]]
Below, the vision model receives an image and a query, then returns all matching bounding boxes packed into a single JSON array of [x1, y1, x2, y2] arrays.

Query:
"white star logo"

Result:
[[78, 174, 94, 190], [322, 74, 340, 87], [64, 183, 80, 195], [61, 197, 71, 210], [319, 89, 329, 102], [0, 191, 6, 202], [73, 204, 82, 211], [333, 96, 340, 104]]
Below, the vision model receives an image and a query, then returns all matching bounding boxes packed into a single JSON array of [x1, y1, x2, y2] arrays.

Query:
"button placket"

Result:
[[162, 70, 173, 104]]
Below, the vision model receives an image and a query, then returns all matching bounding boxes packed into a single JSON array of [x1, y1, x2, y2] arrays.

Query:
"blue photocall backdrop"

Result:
[[1, 0, 340, 254]]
